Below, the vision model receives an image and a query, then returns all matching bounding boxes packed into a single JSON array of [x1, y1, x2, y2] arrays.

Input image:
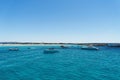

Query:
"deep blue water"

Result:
[[0, 45, 120, 80]]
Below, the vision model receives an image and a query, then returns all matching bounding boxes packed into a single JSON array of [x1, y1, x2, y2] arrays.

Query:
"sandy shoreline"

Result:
[[0, 44, 63, 46], [0, 43, 119, 47], [0, 43, 107, 46]]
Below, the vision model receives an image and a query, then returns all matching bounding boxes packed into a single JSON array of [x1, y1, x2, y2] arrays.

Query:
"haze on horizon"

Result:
[[0, 0, 120, 43]]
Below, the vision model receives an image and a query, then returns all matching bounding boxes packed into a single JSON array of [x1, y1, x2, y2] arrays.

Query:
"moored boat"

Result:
[[60, 45, 68, 49], [43, 48, 59, 54], [107, 43, 120, 47], [9, 48, 19, 51], [81, 45, 99, 50], [28, 47, 36, 49]]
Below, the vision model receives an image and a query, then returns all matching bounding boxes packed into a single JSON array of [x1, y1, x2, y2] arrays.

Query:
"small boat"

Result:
[[60, 45, 68, 49], [81, 45, 99, 50], [28, 47, 36, 49], [9, 48, 19, 51], [43, 48, 59, 54], [107, 43, 120, 47]]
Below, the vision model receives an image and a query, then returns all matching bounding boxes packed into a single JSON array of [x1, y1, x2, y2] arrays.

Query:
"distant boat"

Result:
[[28, 47, 36, 49], [43, 48, 59, 54], [60, 45, 68, 49], [9, 48, 19, 51], [81, 45, 99, 50], [108, 43, 120, 47]]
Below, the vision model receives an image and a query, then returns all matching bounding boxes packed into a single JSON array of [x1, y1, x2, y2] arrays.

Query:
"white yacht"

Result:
[[81, 45, 99, 50], [9, 48, 19, 51]]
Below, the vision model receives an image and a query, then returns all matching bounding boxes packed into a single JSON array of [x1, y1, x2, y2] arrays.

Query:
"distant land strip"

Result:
[[0, 42, 120, 47]]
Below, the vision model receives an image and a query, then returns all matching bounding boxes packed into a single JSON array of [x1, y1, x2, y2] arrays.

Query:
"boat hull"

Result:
[[9, 48, 19, 51], [81, 47, 99, 50], [44, 50, 59, 54], [81, 46, 99, 50]]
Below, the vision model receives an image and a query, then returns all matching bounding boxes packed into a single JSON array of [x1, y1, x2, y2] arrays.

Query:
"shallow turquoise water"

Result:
[[0, 46, 120, 80]]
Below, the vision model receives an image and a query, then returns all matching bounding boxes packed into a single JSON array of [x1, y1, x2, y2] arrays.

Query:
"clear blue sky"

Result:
[[0, 0, 120, 43]]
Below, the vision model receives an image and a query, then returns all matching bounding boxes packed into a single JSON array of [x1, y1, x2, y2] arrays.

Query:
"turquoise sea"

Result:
[[0, 45, 120, 80]]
